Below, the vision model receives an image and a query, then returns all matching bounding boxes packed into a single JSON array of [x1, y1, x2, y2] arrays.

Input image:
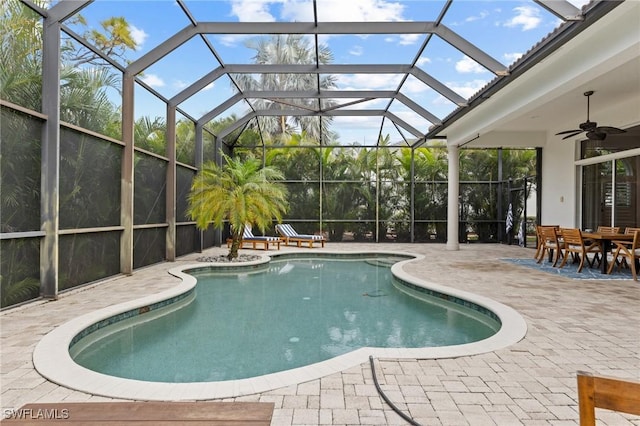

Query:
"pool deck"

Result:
[[1, 243, 639, 425]]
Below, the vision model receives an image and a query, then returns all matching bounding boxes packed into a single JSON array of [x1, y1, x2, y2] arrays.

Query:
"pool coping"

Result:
[[32, 250, 527, 401]]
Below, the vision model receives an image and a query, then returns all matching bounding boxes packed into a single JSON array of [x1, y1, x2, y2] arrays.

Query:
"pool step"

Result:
[[365, 257, 405, 267]]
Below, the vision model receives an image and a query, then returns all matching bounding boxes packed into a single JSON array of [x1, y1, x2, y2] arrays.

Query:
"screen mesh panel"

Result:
[[0, 238, 40, 308], [176, 166, 195, 222], [134, 152, 167, 225], [176, 224, 196, 257], [59, 231, 120, 291], [202, 228, 216, 249], [134, 227, 166, 269], [1, 108, 42, 233], [60, 127, 121, 229]]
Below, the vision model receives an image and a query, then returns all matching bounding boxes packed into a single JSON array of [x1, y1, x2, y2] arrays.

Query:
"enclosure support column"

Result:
[[536, 148, 542, 228], [410, 148, 415, 243], [194, 123, 204, 252], [447, 144, 460, 251], [121, 72, 135, 274], [213, 137, 223, 247], [497, 148, 504, 242], [166, 105, 176, 261], [40, 18, 62, 299], [375, 146, 380, 243], [320, 146, 324, 240]]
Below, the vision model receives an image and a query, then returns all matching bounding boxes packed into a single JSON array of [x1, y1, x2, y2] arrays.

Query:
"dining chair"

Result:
[[596, 226, 620, 234], [608, 230, 640, 281], [584, 226, 621, 268], [606, 227, 640, 270], [534, 225, 545, 261], [536, 226, 562, 266], [558, 228, 589, 272]]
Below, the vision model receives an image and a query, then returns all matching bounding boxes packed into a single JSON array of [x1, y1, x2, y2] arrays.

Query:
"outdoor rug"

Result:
[[502, 257, 635, 280]]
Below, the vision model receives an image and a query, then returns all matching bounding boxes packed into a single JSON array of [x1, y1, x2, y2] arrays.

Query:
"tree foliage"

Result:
[[187, 154, 289, 259]]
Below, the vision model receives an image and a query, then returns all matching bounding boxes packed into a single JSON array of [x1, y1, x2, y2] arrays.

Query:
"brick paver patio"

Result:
[[2, 243, 639, 425]]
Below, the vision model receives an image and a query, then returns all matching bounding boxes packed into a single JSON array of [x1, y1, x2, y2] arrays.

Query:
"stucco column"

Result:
[[447, 144, 460, 251]]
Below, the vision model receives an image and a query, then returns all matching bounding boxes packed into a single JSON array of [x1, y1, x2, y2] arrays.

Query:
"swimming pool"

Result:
[[69, 256, 500, 382], [33, 251, 527, 400]]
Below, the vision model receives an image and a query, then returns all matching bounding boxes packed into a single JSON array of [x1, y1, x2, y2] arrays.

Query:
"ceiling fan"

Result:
[[555, 90, 627, 140]]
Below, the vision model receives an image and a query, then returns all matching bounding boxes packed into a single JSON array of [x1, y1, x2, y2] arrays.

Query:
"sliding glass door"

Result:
[[582, 161, 612, 231], [582, 158, 638, 230], [580, 128, 640, 231]]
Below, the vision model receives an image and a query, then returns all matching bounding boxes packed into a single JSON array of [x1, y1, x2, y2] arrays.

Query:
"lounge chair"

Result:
[[226, 225, 281, 250], [275, 223, 326, 248]]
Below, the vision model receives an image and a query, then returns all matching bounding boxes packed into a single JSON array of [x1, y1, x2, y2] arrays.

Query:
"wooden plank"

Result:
[[592, 375, 640, 414], [2, 402, 274, 425], [577, 372, 596, 426], [577, 371, 640, 426]]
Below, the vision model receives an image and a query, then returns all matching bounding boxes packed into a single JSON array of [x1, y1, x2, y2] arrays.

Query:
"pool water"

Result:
[[70, 257, 499, 382]]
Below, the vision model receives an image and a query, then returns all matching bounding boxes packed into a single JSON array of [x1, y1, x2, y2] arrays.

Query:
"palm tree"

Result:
[[231, 34, 338, 143], [187, 154, 288, 259]]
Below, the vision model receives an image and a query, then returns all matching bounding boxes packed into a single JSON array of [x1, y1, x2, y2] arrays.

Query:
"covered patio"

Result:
[[1, 243, 639, 424]]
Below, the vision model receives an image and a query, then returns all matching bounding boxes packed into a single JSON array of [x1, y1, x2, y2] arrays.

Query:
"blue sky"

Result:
[[64, 0, 589, 145]]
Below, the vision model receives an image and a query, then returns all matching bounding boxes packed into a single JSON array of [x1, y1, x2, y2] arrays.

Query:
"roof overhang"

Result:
[[434, 0, 640, 148]]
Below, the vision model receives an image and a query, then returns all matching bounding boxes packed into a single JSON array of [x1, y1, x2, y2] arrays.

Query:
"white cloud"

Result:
[[567, 0, 590, 8], [416, 56, 431, 67], [140, 74, 165, 88], [503, 52, 523, 65], [320, 0, 404, 22], [129, 25, 148, 50], [465, 10, 489, 23], [336, 73, 403, 90], [280, 0, 314, 21], [349, 45, 364, 56], [203, 82, 215, 91], [229, 0, 277, 21], [218, 34, 249, 47], [335, 115, 377, 126], [391, 109, 430, 129], [504, 5, 541, 31], [338, 98, 386, 109], [398, 33, 421, 46], [280, 0, 416, 47], [174, 80, 189, 90], [401, 76, 429, 94], [446, 79, 488, 99], [455, 56, 486, 74]]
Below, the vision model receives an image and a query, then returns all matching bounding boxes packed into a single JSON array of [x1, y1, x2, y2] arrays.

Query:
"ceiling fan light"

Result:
[[586, 131, 606, 141]]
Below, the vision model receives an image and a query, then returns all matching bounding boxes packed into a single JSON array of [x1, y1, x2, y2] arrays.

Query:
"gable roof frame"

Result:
[[126, 16, 508, 147], [37, 0, 622, 150]]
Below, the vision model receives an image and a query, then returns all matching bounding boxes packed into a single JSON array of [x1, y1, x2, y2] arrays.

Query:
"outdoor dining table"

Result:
[[581, 231, 635, 274]]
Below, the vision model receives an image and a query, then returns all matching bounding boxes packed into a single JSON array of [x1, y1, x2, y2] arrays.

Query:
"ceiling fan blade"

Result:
[[556, 92, 625, 141], [561, 130, 584, 140], [555, 129, 581, 135], [596, 126, 627, 134], [586, 131, 606, 141]]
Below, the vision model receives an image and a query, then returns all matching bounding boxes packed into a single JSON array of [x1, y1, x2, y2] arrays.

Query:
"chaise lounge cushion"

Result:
[[275, 224, 326, 248]]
